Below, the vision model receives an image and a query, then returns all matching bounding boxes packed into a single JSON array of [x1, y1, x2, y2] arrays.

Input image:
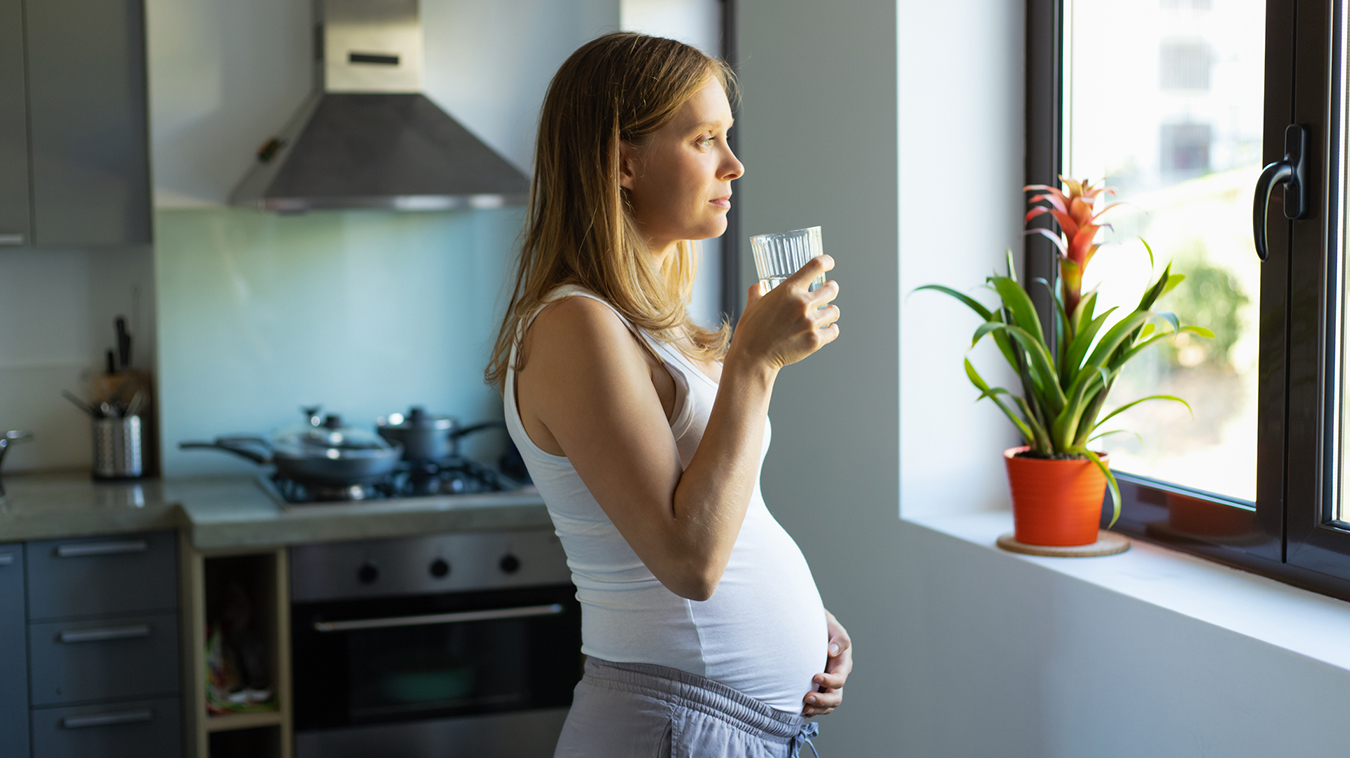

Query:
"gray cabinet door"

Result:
[[30, 697, 180, 758], [0, 544, 30, 758], [24, 0, 152, 246], [26, 531, 177, 621], [0, 0, 31, 247]]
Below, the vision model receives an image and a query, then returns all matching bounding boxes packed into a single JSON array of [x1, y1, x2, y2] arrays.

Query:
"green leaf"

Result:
[[1138, 262, 1174, 311], [1081, 310, 1152, 377], [1005, 249, 1017, 281], [1088, 428, 1144, 446], [1181, 325, 1215, 339], [988, 276, 1049, 351], [1140, 322, 1156, 338], [1035, 277, 1071, 371], [911, 284, 995, 320], [1052, 364, 1109, 450], [1162, 273, 1186, 297], [967, 356, 1051, 451], [1140, 237, 1155, 270], [965, 359, 1037, 447], [972, 322, 1066, 415], [1076, 446, 1121, 528], [1093, 394, 1194, 431], [1154, 310, 1180, 334], [1063, 306, 1118, 380]]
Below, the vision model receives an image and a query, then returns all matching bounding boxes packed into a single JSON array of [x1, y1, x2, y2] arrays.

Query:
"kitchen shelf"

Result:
[[180, 537, 292, 758], [204, 709, 283, 733], [208, 725, 282, 758]]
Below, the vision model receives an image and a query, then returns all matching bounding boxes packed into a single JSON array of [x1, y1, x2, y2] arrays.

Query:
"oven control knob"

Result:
[[500, 554, 521, 574], [357, 562, 379, 584], [430, 558, 450, 578]]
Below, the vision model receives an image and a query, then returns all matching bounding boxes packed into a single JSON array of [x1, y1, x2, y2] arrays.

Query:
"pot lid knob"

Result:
[[323, 414, 343, 429], [408, 406, 427, 423]]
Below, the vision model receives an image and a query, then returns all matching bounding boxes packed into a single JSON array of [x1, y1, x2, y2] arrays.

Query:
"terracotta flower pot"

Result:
[[1004, 446, 1108, 547]]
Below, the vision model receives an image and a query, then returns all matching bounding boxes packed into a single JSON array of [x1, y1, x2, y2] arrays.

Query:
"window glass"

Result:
[[1064, 0, 1264, 500]]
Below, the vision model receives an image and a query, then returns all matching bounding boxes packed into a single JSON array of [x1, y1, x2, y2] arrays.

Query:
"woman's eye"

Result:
[[698, 135, 715, 148]]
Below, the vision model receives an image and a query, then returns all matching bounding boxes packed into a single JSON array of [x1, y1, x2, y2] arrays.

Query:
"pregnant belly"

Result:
[[692, 520, 828, 712]]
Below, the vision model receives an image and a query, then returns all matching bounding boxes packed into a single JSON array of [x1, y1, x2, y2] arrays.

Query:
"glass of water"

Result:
[[750, 226, 826, 292]]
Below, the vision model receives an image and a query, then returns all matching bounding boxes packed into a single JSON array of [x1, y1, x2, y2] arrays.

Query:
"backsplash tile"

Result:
[[156, 206, 522, 477]]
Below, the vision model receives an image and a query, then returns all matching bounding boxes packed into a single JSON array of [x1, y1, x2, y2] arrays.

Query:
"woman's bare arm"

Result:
[[517, 256, 839, 600]]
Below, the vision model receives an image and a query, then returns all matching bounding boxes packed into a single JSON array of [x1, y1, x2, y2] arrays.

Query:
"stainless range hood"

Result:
[[231, 0, 529, 212]]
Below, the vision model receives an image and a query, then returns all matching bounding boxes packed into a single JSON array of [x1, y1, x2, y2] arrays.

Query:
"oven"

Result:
[[289, 529, 581, 758]]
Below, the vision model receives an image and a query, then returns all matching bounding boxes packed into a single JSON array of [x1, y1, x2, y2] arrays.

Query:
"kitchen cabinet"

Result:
[[25, 531, 181, 757], [0, 0, 31, 246], [0, 0, 152, 248], [0, 544, 30, 758]]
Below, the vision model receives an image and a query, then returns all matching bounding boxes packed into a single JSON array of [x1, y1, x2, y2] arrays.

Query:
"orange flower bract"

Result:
[[1024, 176, 1122, 317]]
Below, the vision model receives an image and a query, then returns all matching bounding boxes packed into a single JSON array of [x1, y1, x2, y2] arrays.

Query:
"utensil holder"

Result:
[[93, 415, 144, 480]]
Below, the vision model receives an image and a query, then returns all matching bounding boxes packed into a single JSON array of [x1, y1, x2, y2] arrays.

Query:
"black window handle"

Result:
[[1253, 124, 1311, 261]]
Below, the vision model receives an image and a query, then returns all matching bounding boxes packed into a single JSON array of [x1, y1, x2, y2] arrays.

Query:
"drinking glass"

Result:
[[750, 226, 826, 292]]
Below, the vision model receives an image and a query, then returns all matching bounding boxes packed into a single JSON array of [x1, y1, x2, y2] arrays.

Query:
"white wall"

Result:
[[895, 521, 1350, 758], [735, 1, 902, 754], [897, 0, 1025, 518], [0, 246, 156, 472]]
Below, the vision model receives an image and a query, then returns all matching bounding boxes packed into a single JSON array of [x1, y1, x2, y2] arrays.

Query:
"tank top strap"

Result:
[[515, 285, 657, 355]]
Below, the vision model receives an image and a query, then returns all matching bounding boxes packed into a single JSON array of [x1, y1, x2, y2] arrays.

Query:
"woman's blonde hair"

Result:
[[485, 32, 736, 390]]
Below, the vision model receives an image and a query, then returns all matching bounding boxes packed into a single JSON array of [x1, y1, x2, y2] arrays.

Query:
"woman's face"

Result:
[[619, 79, 744, 258]]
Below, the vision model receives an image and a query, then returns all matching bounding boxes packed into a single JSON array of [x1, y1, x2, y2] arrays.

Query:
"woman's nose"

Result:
[[722, 149, 745, 180]]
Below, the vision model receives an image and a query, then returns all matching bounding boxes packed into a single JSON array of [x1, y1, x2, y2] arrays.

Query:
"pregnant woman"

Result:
[[486, 32, 852, 757]]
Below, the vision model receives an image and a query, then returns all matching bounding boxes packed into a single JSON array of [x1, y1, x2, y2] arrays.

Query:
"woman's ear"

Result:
[[618, 141, 639, 191]]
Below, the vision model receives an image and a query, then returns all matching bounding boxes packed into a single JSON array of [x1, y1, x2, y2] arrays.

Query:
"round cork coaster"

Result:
[[996, 530, 1130, 558]]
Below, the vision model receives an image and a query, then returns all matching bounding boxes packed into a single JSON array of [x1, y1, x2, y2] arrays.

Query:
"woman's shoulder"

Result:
[[524, 293, 641, 368]]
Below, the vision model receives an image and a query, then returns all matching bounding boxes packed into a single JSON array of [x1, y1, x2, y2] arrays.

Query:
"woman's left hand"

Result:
[[802, 609, 853, 717]]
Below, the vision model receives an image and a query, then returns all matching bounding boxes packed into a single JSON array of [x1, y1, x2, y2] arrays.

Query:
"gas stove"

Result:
[[259, 456, 527, 506]]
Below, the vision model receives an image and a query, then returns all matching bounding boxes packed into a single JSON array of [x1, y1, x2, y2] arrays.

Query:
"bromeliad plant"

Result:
[[917, 177, 1212, 525]]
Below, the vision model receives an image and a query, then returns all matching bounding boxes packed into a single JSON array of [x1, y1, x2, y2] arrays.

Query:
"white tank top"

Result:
[[504, 285, 828, 713]]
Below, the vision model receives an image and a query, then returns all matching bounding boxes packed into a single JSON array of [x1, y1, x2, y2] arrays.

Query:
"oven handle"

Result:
[[312, 603, 565, 633]]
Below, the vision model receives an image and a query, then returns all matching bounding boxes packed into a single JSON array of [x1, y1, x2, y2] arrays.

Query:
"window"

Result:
[[1159, 40, 1212, 91], [1028, 0, 1350, 600]]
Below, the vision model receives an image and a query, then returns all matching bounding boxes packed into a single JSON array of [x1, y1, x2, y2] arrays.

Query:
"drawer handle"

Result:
[[58, 624, 151, 643], [0, 233, 23, 246], [56, 539, 148, 558], [313, 603, 565, 633], [0, 553, 13, 566], [61, 709, 153, 729]]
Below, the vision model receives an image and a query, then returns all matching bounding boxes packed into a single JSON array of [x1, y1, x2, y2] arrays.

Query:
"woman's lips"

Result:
[[710, 197, 731, 209]]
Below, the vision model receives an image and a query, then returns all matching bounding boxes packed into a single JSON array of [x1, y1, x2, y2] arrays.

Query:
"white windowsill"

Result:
[[903, 510, 1350, 673]]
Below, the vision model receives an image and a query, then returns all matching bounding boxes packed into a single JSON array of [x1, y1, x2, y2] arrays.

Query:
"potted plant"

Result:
[[917, 177, 1212, 547]]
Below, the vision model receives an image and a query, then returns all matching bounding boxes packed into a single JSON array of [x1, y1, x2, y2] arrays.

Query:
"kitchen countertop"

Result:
[[0, 471, 551, 549]]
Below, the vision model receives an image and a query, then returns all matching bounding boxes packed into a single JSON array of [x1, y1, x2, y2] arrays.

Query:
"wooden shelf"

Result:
[[204, 709, 282, 733], [181, 539, 293, 758]]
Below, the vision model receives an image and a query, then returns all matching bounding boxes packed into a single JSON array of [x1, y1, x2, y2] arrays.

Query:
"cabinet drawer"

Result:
[[31, 697, 180, 758], [28, 613, 179, 706], [0, 544, 29, 758], [26, 531, 177, 620]]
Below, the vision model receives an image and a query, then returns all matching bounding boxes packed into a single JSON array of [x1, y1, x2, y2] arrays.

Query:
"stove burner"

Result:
[[268, 455, 516, 505]]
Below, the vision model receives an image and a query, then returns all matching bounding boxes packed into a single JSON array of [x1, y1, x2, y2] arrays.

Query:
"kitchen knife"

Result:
[[115, 317, 130, 369]]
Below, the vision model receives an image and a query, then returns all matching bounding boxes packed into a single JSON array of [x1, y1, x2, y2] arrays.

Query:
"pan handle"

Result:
[[178, 436, 273, 465], [448, 421, 506, 440]]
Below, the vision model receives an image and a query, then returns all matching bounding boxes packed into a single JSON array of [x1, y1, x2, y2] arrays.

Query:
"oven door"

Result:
[[291, 584, 582, 734]]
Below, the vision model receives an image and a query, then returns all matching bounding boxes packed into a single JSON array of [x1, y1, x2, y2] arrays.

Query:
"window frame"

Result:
[[1025, 0, 1350, 602]]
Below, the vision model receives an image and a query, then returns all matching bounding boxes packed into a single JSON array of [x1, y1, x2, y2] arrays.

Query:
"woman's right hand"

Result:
[[731, 255, 841, 372]]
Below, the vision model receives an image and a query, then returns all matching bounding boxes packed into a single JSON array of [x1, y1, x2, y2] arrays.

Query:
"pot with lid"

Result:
[[180, 407, 404, 485], [377, 406, 503, 463]]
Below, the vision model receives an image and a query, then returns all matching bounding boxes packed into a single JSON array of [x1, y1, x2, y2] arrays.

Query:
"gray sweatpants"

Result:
[[554, 657, 821, 758]]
